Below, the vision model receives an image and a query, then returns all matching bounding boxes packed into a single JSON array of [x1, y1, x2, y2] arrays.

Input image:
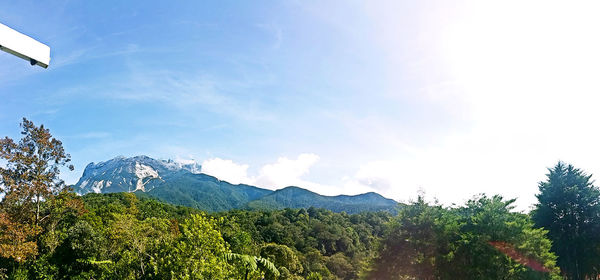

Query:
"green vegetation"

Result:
[[0, 191, 391, 279], [2, 119, 600, 279], [143, 177, 398, 214], [142, 173, 272, 212], [245, 186, 398, 214], [532, 163, 600, 280], [368, 195, 561, 279], [215, 206, 392, 279]]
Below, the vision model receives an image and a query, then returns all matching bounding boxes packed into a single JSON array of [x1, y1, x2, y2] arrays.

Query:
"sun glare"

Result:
[[444, 1, 600, 113]]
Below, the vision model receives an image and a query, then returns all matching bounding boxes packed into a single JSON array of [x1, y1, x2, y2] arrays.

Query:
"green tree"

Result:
[[148, 213, 232, 279], [369, 195, 561, 280], [302, 249, 333, 280], [451, 195, 560, 279], [0, 118, 74, 264], [225, 253, 279, 280], [53, 219, 109, 278], [260, 243, 303, 279], [325, 252, 354, 280], [532, 162, 600, 280], [368, 196, 452, 280]]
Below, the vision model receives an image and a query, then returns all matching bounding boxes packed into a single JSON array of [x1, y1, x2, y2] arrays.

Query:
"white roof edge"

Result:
[[0, 22, 50, 68]]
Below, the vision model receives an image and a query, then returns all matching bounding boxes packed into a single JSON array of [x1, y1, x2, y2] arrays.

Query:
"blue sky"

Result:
[[2, 1, 600, 210]]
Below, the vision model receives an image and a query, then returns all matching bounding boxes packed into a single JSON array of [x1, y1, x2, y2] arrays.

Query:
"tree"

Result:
[[302, 249, 333, 280], [368, 196, 452, 280], [0, 118, 73, 262], [260, 243, 303, 279], [225, 253, 279, 280], [532, 162, 600, 280], [369, 195, 561, 280], [0, 213, 39, 263], [148, 214, 233, 279], [325, 253, 354, 280], [451, 195, 560, 279]]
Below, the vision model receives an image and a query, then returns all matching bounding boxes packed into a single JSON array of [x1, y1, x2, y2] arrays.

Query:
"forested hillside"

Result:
[[0, 190, 567, 280], [0, 189, 567, 280], [2, 119, 600, 279], [245, 186, 398, 214], [0, 191, 392, 279]]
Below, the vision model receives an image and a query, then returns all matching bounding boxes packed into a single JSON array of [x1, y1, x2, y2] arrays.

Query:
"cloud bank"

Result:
[[201, 153, 377, 196]]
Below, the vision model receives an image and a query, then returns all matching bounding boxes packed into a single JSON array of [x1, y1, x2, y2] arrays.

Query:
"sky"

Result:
[[2, 0, 600, 210]]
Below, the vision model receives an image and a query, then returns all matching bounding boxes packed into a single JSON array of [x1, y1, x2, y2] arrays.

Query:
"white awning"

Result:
[[0, 22, 50, 68]]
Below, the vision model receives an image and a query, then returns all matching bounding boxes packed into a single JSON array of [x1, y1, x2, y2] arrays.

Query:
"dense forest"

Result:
[[2, 120, 600, 279]]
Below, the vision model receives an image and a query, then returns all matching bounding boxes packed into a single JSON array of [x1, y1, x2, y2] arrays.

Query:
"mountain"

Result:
[[246, 186, 398, 214], [74, 155, 398, 213], [75, 155, 202, 194], [142, 172, 272, 212], [74, 156, 269, 212]]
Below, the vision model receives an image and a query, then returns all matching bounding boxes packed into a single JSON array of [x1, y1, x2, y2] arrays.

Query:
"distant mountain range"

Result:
[[73, 155, 398, 214]]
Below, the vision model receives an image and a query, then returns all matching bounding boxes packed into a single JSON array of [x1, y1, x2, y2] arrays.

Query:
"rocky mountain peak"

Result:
[[74, 155, 201, 194]]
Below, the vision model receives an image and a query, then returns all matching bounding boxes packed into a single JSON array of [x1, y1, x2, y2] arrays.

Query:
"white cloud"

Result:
[[200, 158, 252, 185], [254, 153, 320, 189], [353, 161, 396, 192], [200, 153, 322, 191], [174, 156, 197, 165], [339, 160, 423, 204], [199, 153, 384, 197]]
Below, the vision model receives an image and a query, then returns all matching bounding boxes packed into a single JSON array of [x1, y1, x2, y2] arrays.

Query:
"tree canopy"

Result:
[[532, 162, 600, 280], [368, 195, 561, 280], [0, 118, 76, 263], [3, 119, 600, 279]]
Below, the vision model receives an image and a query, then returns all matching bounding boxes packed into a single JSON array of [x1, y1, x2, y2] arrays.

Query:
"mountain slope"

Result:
[[74, 156, 271, 212], [143, 171, 272, 212], [246, 186, 398, 214], [74, 156, 398, 213], [74, 155, 202, 194]]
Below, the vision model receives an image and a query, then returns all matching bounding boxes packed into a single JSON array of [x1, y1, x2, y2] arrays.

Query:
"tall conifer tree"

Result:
[[532, 162, 600, 280]]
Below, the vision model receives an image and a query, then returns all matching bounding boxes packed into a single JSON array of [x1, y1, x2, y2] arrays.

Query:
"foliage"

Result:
[[225, 252, 280, 280], [147, 213, 232, 279], [142, 173, 272, 212], [217, 207, 392, 279], [3, 120, 600, 279], [368, 195, 561, 280], [246, 186, 398, 214], [0, 185, 567, 279], [532, 162, 600, 280], [0, 213, 39, 263], [0, 118, 74, 263], [260, 243, 303, 279]]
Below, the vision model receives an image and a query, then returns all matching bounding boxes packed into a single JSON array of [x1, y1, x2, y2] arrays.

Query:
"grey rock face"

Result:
[[74, 155, 201, 194]]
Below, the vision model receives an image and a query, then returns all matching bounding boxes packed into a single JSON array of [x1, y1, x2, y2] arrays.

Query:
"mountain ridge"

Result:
[[246, 186, 398, 213], [73, 155, 398, 213]]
